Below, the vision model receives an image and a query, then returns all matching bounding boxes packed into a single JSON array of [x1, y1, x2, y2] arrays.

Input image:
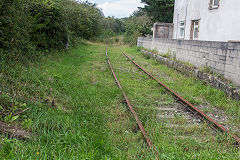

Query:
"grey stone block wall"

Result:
[[137, 37, 240, 87]]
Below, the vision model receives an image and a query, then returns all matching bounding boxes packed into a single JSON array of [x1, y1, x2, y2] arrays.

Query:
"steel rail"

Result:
[[106, 49, 153, 147], [123, 52, 240, 145]]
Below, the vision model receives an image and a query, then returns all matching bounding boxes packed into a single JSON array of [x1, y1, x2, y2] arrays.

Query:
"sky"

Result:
[[88, 0, 144, 18]]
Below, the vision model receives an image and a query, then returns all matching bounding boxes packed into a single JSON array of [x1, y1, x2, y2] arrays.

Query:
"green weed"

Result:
[[0, 42, 239, 159]]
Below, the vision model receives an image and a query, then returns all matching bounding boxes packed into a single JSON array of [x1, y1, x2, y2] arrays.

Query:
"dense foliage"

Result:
[[102, 17, 125, 34], [0, 0, 103, 61], [95, 17, 125, 43], [123, 9, 152, 46], [0, 0, 176, 60], [141, 0, 175, 23]]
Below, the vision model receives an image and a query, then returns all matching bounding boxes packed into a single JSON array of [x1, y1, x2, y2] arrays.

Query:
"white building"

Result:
[[173, 0, 240, 42]]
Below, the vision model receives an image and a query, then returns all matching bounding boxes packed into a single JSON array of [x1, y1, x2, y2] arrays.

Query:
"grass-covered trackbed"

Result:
[[0, 42, 239, 159]]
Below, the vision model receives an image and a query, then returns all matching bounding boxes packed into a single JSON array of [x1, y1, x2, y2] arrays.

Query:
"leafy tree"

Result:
[[123, 9, 152, 46], [102, 17, 125, 34], [63, 0, 103, 40], [140, 0, 175, 23]]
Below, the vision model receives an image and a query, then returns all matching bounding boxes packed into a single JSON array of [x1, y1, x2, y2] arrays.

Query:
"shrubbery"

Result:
[[123, 10, 152, 46], [94, 17, 125, 43], [0, 0, 103, 61]]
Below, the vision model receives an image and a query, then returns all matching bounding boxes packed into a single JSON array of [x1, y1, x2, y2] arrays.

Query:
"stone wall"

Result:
[[137, 37, 240, 87]]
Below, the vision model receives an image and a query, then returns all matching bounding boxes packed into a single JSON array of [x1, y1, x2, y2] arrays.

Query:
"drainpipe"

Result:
[[176, 14, 179, 39], [184, 4, 189, 39]]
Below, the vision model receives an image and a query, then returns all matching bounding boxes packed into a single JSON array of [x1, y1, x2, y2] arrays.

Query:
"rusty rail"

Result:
[[123, 53, 240, 145], [106, 49, 153, 147]]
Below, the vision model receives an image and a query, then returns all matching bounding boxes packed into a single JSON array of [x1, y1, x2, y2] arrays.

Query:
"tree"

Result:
[[140, 0, 174, 23], [123, 9, 152, 46], [102, 17, 125, 34]]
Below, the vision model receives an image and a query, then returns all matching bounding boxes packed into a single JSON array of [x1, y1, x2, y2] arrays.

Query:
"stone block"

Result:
[[226, 56, 234, 65], [232, 58, 240, 67], [224, 71, 231, 79], [220, 63, 225, 71], [228, 42, 240, 50], [209, 47, 216, 54], [213, 61, 217, 68], [187, 45, 192, 50], [208, 60, 213, 67], [225, 64, 236, 73], [220, 42, 228, 50], [211, 41, 224, 48], [194, 46, 200, 52], [183, 44, 187, 50], [238, 51, 240, 59], [227, 50, 238, 58], [232, 74, 239, 82], [219, 49, 227, 56], [209, 54, 214, 61], [219, 55, 226, 61], [213, 55, 219, 61], [205, 53, 210, 59], [194, 52, 199, 58], [198, 52, 203, 58], [219, 59, 226, 65]]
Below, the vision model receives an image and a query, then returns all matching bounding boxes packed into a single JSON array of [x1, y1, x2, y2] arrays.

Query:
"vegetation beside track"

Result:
[[0, 42, 239, 159], [129, 47, 240, 127]]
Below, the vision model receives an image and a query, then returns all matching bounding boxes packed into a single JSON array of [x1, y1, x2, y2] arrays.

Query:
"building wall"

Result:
[[137, 37, 240, 86], [173, 0, 240, 42]]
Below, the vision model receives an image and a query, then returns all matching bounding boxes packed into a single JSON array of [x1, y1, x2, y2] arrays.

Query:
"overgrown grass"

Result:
[[121, 46, 240, 133], [0, 42, 145, 159], [107, 46, 239, 159], [137, 48, 239, 117], [0, 42, 239, 159]]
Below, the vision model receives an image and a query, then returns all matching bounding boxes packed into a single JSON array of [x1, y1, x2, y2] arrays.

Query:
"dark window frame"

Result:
[[179, 21, 185, 39], [209, 0, 220, 10], [190, 20, 200, 40]]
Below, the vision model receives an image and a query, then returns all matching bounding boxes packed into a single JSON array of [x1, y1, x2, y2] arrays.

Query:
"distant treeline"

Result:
[[97, 9, 153, 46], [0, 0, 104, 61], [102, 0, 175, 46]]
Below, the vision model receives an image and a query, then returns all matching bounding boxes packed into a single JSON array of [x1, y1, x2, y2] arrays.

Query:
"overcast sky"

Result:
[[88, 0, 144, 18]]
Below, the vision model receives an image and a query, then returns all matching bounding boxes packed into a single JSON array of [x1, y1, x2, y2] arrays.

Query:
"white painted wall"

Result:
[[173, 0, 240, 42]]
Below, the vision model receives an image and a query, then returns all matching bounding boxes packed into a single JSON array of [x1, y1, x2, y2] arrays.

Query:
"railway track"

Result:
[[106, 49, 154, 148], [106, 48, 240, 148]]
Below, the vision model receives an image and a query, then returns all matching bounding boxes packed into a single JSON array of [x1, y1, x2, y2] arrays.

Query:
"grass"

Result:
[[0, 41, 239, 159], [128, 47, 240, 123], [107, 46, 239, 159]]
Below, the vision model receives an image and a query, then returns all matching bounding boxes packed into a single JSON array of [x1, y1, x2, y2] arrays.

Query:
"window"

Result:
[[213, 0, 219, 7], [193, 21, 199, 39], [190, 20, 200, 40], [179, 21, 185, 38], [210, 0, 219, 9]]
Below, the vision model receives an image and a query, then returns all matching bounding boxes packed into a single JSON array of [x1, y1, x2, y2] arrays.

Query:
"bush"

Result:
[[0, 0, 34, 61], [123, 10, 152, 46], [0, 0, 104, 62], [29, 0, 68, 50]]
